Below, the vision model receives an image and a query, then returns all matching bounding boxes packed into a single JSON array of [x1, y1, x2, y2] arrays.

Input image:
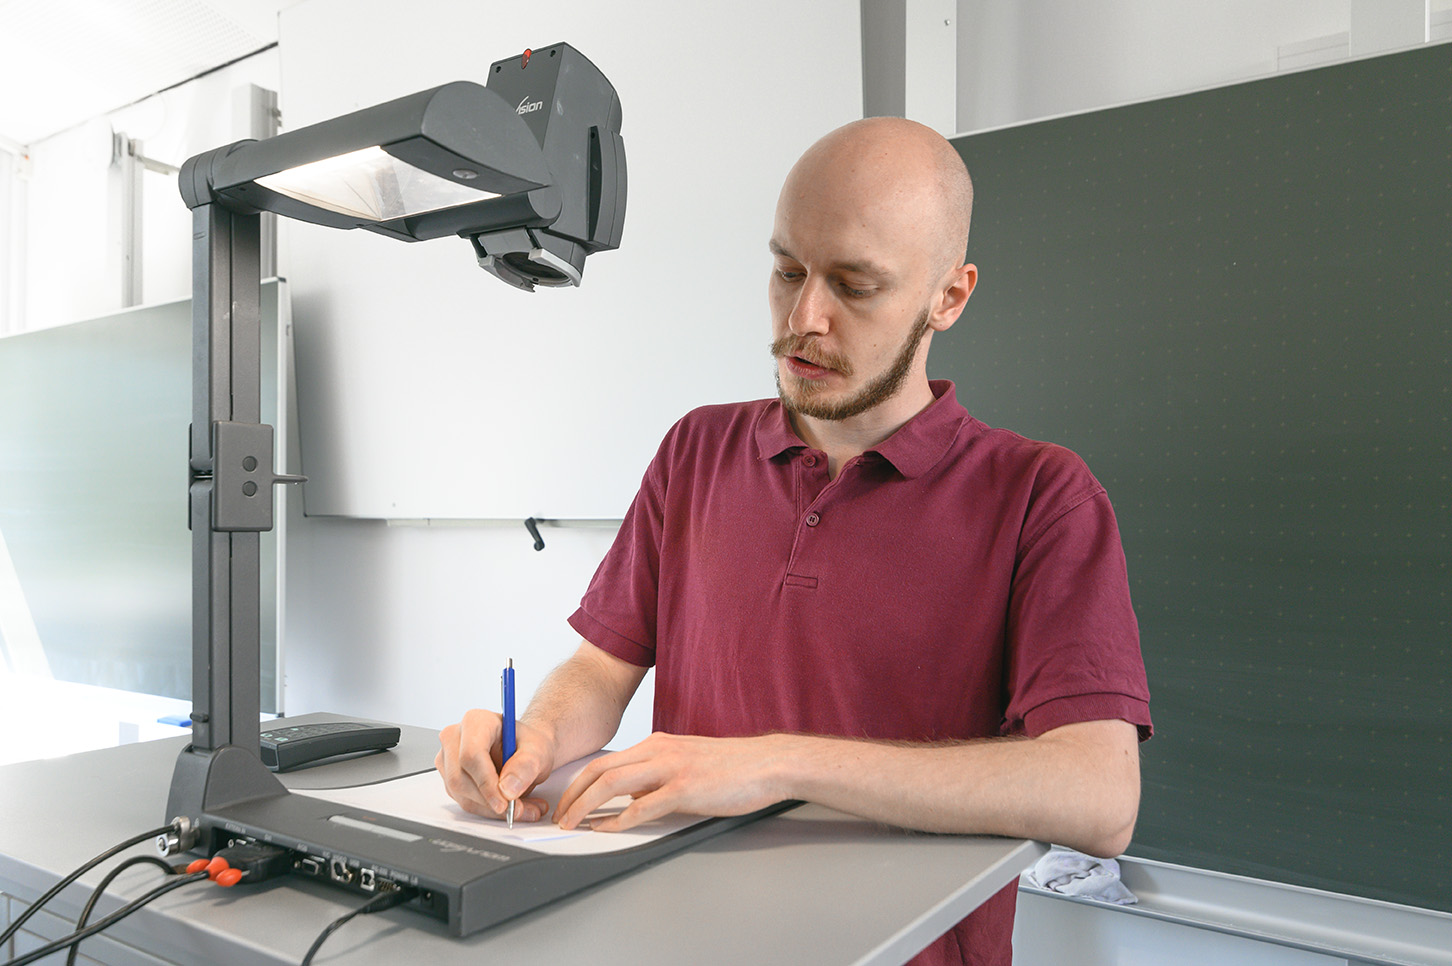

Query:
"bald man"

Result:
[[438, 118, 1152, 966]]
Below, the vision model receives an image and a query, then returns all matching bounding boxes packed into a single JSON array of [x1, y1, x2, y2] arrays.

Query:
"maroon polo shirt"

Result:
[[569, 380, 1151, 966]]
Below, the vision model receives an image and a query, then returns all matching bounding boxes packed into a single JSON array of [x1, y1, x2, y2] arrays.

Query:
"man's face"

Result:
[[767, 186, 940, 423]]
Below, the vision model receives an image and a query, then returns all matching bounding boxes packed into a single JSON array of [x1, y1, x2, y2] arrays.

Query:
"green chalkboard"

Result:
[[943, 43, 1451, 912]]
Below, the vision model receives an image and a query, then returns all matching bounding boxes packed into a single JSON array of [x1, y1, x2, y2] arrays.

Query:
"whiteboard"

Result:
[[278, 0, 862, 519]]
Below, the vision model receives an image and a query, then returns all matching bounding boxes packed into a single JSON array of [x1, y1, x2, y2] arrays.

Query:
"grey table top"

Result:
[[0, 713, 1045, 965]]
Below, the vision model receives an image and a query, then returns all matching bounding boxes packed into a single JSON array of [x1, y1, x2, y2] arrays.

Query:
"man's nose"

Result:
[[788, 277, 831, 336]]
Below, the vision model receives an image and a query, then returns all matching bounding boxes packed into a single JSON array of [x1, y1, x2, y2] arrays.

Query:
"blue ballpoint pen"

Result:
[[502, 658, 517, 828]]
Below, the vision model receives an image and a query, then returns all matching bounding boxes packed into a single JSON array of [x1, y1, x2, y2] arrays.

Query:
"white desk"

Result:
[[0, 714, 1045, 965]]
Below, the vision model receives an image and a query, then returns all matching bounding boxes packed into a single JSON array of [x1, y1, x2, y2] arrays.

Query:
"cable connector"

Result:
[[154, 816, 198, 857], [185, 843, 295, 887]]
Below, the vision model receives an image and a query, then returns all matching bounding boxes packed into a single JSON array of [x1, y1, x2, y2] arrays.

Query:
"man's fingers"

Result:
[[437, 712, 508, 813], [440, 760, 501, 817], [588, 790, 677, 833], [499, 748, 546, 798], [552, 752, 618, 822], [498, 761, 545, 814], [456, 710, 505, 799], [499, 730, 555, 803], [556, 759, 664, 830], [553, 743, 655, 817], [511, 795, 551, 824], [440, 749, 550, 821]]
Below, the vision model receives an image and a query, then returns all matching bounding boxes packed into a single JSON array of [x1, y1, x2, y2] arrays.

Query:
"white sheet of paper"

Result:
[[294, 751, 711, 856]]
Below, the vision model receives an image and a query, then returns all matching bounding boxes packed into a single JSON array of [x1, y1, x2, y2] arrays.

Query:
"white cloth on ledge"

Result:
[[1023, 846, 1139, 905]]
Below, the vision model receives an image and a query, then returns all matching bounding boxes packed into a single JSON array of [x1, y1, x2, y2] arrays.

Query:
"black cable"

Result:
[[0, 871, 209, 966], [66, 855, 178, 966], [0, 823, 175, 947], [299, 887, 420, 966]]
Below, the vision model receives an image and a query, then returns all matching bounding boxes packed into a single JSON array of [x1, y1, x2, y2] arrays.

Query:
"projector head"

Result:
[[180, 43, 625, 295], [471, 227, 586, 290], [468, 44, 627, 291]]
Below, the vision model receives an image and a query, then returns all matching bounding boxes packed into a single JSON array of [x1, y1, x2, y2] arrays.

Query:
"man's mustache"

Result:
[[770, 335, 854, 376]]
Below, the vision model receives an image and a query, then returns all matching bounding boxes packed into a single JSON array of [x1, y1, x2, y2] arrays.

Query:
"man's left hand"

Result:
[[553, 732, 791, 832]]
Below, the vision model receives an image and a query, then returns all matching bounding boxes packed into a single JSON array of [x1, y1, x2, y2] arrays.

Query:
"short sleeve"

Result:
[[1002, 485, 1153, 741], [566, 430, 673, 669]]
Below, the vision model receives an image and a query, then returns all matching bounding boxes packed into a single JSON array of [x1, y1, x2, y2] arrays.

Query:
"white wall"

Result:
[[282, 517, 639, 736]]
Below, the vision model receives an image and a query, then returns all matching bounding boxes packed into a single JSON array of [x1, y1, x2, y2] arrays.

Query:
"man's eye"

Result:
[[776, 270, 804, 283], [841, 284, 872, 298]]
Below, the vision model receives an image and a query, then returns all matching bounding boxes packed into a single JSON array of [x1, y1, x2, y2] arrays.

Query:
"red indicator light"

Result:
[[522, 48, 532, 67]]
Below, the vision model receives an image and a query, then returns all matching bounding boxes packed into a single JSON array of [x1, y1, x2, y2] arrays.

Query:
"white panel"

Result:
[[0, 525, 48, 676], [955, 0, 1354, 134], [21, 49, 278, 331], [24, 119, 118, 328], [1276, 32, 1351, 72], [1350, 0, 1430, 55], [279, 0, 862, 519], [905, 0, 958, 133], [0, 0, 273, 145], [0, 150, 20, 336]]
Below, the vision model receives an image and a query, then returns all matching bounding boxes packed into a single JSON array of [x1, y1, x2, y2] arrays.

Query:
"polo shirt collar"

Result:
[[753, 380, 969, 479]]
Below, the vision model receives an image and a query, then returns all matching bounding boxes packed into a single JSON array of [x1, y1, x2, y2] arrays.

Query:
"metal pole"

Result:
[[188, 202, 262, 754]]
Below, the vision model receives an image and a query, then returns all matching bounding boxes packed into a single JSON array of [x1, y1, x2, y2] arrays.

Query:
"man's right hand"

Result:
[[435, 709, 555, 823]]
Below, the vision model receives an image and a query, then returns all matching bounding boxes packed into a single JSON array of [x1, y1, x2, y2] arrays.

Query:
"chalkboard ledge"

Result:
[[1020, 856, 1452, 966]]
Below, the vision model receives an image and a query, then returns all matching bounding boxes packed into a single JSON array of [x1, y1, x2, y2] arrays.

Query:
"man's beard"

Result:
[[771, 307, 931, 421]]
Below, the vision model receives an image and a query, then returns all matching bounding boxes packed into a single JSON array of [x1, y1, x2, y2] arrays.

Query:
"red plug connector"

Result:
[[187, 844, 293, 887]]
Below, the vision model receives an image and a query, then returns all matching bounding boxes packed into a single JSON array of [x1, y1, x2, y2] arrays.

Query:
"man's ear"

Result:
[[930, 263, 977, 333]]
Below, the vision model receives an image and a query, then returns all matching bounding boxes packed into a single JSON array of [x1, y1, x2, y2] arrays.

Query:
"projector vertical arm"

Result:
[[188, 202, 263, 755]]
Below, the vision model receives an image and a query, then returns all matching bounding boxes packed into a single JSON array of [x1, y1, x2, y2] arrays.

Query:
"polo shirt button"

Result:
[[803, 455, 817, 467], [806, 512, 820, 527]]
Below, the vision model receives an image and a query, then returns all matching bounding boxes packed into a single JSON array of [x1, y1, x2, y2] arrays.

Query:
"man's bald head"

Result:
[[768, 118, 980, 428], [780, 117, 974, 278]]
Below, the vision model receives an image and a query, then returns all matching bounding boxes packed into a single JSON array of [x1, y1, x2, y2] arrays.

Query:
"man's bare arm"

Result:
[[786, 719, 1140, 856], [518, 640, 648, 767], [553, 718, 1141, 858]]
